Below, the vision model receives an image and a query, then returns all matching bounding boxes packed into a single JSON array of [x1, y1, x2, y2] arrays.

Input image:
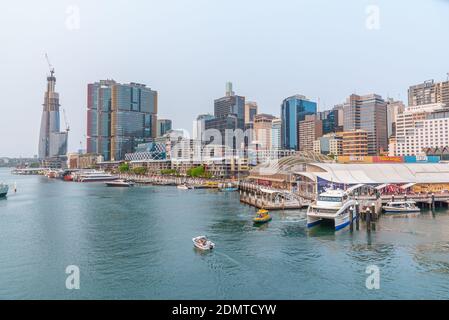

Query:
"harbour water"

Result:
[[1, 168, 449, 299]]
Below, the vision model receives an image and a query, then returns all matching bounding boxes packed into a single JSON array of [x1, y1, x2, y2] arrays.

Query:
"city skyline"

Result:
[[1, 0, 449, 157]]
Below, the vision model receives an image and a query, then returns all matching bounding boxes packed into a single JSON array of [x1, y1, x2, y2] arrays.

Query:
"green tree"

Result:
[[187, 165, 205, 177], [161, 169, 178, 175], [132, 166, 147, 175], [118, 163, 130, 173]]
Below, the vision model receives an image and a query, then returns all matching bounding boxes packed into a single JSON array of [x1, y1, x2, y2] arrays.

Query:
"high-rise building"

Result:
[[313, 133, 343, 156], [395, 103, 447, 156], [386, 98, 405, 138], [157, 119, 172, 137], [342, 130, 368, 156], [271, 118, 282, 150], [317, 109, 338, 134], [253, 114, 276, 150], [343, 93, 387, 155], [38, 67, 68, 160], [298, 114, 323, 152], [333, 104, 345, 132], [408, 78, 449, 107], [281, 95, 317, 150], [193, 114, 214, 142], [244, 101, 258, 125], [205, 82, 246, 147], [87, 80, 158, 161]]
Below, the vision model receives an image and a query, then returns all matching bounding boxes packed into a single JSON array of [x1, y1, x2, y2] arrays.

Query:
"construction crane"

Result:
[[62, 108, 70, 132], [45, 53, 55, 76]]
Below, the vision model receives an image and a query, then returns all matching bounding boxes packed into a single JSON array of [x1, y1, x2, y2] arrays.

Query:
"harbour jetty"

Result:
[[239, 181, 307, 210], [117, 174, 227, 189]]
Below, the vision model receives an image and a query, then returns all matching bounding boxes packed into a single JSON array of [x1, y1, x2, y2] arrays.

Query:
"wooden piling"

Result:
[[349, 206, 354, 232], [366, 208, 371, 232], [355, 203, 360, 231]]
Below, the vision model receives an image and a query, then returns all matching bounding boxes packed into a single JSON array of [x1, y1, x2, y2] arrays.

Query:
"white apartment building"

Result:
[[395, 103, 448, 156]]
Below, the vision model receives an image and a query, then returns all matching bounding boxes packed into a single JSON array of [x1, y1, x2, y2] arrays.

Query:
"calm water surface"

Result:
[[1, 168, 449, 299]]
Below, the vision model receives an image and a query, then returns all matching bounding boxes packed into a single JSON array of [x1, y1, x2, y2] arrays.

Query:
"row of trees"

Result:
[[118, 163, 147, 175], [118, 163, 212, 178]]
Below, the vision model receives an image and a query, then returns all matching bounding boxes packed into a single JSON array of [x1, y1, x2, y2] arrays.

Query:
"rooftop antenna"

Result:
[[45, 53, 54, 76]]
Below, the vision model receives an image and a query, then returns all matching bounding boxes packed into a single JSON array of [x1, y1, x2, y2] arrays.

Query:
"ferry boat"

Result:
[[382, 201, 421, 213], [75, 171, 118, 182], [192, 236, 215, 250], [307, 188, 357, 231], [0, 183, 9, 197], [105, 179, 134, 187]]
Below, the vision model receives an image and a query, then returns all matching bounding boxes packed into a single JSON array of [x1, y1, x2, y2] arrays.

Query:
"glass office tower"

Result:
[[281, 95, 317, 150], [87, 80, 158, 161], [38, 68, 68, 160]]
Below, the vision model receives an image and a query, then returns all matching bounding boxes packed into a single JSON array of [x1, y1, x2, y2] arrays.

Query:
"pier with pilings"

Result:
[[238, 182, 308, 210]]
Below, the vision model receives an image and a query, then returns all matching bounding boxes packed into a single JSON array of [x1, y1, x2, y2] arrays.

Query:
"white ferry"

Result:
[[307, 188, 357, 231], [0, 183, 9, 197], [74, 171, 118, 182]]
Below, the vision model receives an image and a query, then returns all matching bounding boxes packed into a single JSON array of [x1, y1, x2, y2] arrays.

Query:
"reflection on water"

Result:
[[1, 168, 449, 299]]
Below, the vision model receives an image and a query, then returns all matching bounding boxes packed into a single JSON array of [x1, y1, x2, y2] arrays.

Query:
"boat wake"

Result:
[[213, 251, 242, 267]]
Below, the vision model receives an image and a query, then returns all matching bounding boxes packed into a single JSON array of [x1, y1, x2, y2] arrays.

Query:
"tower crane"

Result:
[[62, 108, 70, 132], [45, 53, 55, 76]]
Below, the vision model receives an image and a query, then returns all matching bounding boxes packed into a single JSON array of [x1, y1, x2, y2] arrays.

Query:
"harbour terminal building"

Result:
[[248, 153, 449, 197]]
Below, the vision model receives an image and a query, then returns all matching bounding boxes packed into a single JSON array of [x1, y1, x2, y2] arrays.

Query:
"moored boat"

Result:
[[0, 183, 9, 198], [307, 188, 357, 231], [218, 182, 238, 192], [382, 201, 420, 213], [192, 236, 215, 250], [253, 209, 272, 224], [105, 179, 134, 187], [74, 171, 118, 182], [177, 183, 194, 190]]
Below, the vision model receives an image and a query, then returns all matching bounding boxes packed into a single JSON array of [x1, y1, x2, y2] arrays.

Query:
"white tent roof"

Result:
[[305, 163, 449, 184]]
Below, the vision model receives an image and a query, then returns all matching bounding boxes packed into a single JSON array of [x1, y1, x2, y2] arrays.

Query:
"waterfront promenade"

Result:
[[117, 173, 228, 188]]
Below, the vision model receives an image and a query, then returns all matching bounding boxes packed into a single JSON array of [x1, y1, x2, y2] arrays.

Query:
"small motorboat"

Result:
[[253, 209, 272, 224], [192, 236, 215, 250], [0, 183, 9, 198], [382, 201, 421, 213], [218, 183, 238, 192], [177, 184, 194, 190], [105, 179, 135, 187]]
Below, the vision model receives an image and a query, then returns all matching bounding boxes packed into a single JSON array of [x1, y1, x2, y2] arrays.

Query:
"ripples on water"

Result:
[[1, 169, 449, 299]]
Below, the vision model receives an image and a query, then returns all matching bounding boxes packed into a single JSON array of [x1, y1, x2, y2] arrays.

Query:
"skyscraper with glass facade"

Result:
[[342, 93, 387, 155], [87, 80, 158, 161], [38, 68, 68, 160], [281, 95, 317, 150], [157, 119, 172, 137], [205, 82, 246, 147]]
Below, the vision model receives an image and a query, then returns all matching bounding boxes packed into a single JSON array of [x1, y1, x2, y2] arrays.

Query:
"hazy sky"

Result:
[[1, 0, 448, 157]]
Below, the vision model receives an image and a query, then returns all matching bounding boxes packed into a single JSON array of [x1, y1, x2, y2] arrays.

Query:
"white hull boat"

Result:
[[383, 201, 420, 213], [105, 179, 134, 187], [192, 236, 215, 250], [177, 184, 194, 190], [307, 188, 357, 231]]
